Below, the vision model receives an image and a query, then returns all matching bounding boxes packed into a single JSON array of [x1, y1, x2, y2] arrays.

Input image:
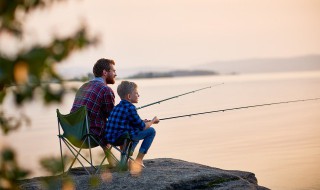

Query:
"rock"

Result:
[[19, 158, 270, 190]]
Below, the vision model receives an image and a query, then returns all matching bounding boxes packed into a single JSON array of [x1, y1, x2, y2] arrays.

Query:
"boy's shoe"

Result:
[[138, 162, 146, 168], [129, 159, 145, 168], [129, 160, 143, 176]]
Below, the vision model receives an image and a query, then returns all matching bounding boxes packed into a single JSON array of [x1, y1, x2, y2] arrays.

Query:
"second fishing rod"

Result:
[[136, 82, 224, 110], [158, 97, 320, 121]]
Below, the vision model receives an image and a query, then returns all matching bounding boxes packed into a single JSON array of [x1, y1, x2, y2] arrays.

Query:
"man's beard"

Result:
[[106, 76, 115, 84]]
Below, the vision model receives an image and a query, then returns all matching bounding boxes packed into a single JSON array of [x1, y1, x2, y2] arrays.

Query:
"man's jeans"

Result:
[[131, 127, 156, 154]]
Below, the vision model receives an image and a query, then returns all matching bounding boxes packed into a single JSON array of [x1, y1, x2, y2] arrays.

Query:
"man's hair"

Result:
[[117, 81, 137, 99], [93, 58, 115, 77]]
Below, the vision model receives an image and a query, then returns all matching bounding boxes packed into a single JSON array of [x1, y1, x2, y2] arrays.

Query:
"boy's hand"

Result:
[[152, 116, 160, 124], [143, 116, 159, 130]]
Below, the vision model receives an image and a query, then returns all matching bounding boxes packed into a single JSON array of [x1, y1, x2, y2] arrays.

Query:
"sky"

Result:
[[3, 0, 320, 77]]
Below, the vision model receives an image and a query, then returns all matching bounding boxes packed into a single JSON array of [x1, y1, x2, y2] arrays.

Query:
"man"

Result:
[[71, 58, 117, 147]]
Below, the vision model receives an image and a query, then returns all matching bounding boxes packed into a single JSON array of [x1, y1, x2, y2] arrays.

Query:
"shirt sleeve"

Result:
[[127, 105, 145, 131], [103, 88, 115, 118]]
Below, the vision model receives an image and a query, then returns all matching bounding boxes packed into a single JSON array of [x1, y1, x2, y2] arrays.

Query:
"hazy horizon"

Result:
[[58, 54, 320, 79]]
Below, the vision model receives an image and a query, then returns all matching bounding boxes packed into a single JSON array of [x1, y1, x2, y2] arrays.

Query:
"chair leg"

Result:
[[64, 138, 97, 169], [88, 137, 93, 167], [59, 137, 65, 175], [62, 139, 92, 175], [118, 139, 132, 171], [95, 146, 120, 174]]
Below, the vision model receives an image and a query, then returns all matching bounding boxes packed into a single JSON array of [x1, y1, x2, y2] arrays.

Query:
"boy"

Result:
[[105, 81, 159, 169]]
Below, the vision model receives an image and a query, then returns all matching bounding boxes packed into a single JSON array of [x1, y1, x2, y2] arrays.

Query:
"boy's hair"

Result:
[[93, 58, 115, 77], [117, 81, 138, 99]]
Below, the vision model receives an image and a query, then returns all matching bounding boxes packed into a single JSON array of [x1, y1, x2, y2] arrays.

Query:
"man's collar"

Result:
[[92, 77, 105, 83]]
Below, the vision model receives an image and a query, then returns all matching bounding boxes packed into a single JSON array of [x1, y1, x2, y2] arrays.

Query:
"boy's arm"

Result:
[[128, 105, 146, 131]]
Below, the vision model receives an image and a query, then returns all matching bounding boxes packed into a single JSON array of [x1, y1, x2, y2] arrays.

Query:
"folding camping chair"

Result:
[[57, 106, 115, 175], [57, 106, 133, 175]]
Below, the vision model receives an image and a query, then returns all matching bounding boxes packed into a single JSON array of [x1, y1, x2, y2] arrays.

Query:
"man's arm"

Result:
[[103, 88, 115, 118]]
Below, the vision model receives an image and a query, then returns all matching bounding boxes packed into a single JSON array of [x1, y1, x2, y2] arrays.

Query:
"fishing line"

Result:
[[159, 97, 320, 121], [136, 83, 224, 110]]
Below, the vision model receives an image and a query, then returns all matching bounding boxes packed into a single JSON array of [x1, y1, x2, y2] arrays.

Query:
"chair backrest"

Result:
[[57, 106, 93, 148]]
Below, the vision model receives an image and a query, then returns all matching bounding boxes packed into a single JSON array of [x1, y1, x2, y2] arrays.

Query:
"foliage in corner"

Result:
[[0, 0, 100, 187], [0, 148, 29, 189], [0, 0, 98, 134]]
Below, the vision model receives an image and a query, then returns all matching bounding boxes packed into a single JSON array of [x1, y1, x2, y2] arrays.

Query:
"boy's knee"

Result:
[[149, 127, 156, 136]]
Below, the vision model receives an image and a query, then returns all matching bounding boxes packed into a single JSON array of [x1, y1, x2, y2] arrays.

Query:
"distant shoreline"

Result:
[[57, 54, 320, 80], [125, 69, 219, 79]]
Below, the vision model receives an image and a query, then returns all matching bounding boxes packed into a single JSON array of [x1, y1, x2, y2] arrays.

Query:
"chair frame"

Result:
[[57, 106, 134, 175], [57, 107, 116, 175]]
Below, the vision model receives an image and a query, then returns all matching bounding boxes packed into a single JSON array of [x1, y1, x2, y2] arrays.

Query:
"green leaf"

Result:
[[2, 148, 15, 161]]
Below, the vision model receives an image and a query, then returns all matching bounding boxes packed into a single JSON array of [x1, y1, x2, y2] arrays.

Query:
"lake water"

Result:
[[1, 71, 320, 190]]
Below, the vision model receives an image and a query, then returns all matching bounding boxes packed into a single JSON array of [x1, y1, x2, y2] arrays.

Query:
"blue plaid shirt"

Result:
[[105, 99, 145, 144]]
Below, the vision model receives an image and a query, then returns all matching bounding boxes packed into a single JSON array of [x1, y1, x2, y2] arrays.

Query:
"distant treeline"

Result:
[[127, 70, 218, 79], [67, 73, 94, 82], [67, 70, 218, 81]]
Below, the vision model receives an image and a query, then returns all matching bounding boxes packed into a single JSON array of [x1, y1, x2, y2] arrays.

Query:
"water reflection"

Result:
[[1, 71, 320, 190]]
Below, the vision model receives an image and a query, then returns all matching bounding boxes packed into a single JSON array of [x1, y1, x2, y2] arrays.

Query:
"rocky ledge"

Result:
[[19, 158, 269, 190]]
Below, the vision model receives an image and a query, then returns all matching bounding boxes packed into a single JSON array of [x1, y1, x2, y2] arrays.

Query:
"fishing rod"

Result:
[[136, 83, 224, 110], [159, 97, 320, 121]]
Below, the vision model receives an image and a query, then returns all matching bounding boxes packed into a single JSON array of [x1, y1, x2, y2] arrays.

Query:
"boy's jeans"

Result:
[[131, 127, 156, 154]]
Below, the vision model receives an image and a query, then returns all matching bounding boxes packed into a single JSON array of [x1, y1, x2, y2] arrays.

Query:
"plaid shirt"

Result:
[[105, 99, 145, 144], [71, 77, 115, 142]]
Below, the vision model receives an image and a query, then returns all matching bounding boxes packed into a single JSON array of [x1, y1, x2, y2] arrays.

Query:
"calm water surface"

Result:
[[1, 71, 320, 190]]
